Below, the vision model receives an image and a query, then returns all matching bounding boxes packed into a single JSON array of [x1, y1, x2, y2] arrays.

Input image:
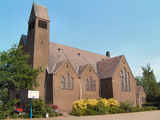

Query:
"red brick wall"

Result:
[[31, 18, 50, 100], [112, 56, 137, 106], [81, 65, 100, 99], [137, 87, 146, 107], [52, 61, 80, 112]]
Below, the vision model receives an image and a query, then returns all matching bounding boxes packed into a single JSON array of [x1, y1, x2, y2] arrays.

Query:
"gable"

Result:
[[113, 56, 136, 84], [19, 34, 27, 46], [97, 55, 123, 79], [29, 3, 50, 22], [48, 42, 109, 73], [113, 55, 135, 79], [52, 59, 78, 77], [78, 64, 89, 76]]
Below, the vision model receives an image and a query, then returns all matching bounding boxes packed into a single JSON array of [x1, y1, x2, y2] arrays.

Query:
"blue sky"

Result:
[[0, 0, 160, 82]]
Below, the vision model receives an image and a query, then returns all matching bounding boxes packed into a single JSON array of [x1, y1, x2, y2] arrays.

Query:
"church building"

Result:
[[10, 3, 139, 112]]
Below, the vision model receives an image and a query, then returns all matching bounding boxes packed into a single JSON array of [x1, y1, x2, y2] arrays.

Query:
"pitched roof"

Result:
[[33, 3, 50, 21], [48, 42, 108, 73], [97, 55, 123, 79], [22, 34, 27, 46], [137, 86, 142, 95], [52, 59, 66, 74], [78, 64, 89, 76]]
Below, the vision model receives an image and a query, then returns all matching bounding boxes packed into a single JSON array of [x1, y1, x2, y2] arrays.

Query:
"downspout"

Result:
[[19, 90, 24, 109], [79, 77, 82, 100], [99, 80, 101, 97], [45, 74, 50, 103]]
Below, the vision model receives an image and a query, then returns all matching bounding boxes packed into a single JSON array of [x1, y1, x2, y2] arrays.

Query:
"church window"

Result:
[[93, 80, 96, 91], [86, 79, 88, 91], [65, 74, 69, 89], [120, 72, 123, 91], [127, 73, 130, 91], [123, 69, 127, 91], [61, 77, 64, 89], [89, 77, 92, 91], [70, 77, 73, 90], [41, 41, 43, 45], [67, 65, 68, 68], [38, 20, 47, 29]]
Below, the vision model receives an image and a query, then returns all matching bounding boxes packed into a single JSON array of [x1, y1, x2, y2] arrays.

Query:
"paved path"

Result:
[[18, 110, 160, 120]]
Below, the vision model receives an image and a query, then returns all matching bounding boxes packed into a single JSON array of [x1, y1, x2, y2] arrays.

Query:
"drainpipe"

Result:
[[45, 74, 51, 103], [79, 77, 82, 100], [99, 80, 101, 97]]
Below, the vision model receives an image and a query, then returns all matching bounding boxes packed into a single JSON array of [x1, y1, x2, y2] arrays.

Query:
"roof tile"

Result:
[[97, 55, 123, 79]]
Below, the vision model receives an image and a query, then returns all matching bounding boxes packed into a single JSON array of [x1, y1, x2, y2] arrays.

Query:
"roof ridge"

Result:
[[49, 41, 108, 57], [34, 3, 47, 8], [112, 55, 123, 78]]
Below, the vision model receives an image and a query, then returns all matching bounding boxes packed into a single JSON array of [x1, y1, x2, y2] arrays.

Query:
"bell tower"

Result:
[[27, 3, 50, 99]]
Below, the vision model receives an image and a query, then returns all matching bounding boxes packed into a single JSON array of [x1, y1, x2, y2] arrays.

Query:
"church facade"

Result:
[[10, 3, 139, 112]]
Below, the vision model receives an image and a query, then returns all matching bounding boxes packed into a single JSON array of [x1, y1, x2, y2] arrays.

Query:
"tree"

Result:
[[135, 63, 159, 102], [0, 44, 42, 118]]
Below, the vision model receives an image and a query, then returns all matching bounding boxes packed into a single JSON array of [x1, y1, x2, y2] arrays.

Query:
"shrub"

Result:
[[82, 109, 96, 116], [119, 100, 134, 113], [94, 102, 108, 115], [143, 102, 160, 107], [70, 109, 83, 116], [130, 107, 140, 112], [26, 99, 57, 118], [72, 98, 118, 111], [107, 98, 119, 107], [12, 113, 19, 119], [108, 106, 122, 114]]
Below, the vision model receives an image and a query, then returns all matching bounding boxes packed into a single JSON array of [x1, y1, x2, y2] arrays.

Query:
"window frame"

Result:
[[65, 73, 69, 90], [70, 77, 73, 90], [123, 68, 127, 91], [120, 71, 123, 91], [93, 80, 96, 91], [89, 77, 92, 91], [86, 79, 88, 91], [127, 72, 130, 91], [61, 77, 65, 90]]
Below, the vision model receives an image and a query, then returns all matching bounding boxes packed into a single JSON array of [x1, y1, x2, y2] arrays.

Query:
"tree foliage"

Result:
[[0, 44, 43, 119], [135, 63, 159, 102], [0, 44, 42, 93]]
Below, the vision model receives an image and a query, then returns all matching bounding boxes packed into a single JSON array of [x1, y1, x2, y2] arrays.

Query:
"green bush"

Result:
[[26, 99, 57, 118], [143, 102, 160, 107], [70, 109, 83, 116], [119, 100, 134, 113], [130, 107, 140, 112], [108, 107, 122, 114], [82, 109, 96, 116], [94, 102, 108, 115], [12, 113, 19, 119]]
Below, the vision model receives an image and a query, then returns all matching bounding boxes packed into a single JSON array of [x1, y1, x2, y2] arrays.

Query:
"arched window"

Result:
[[86, 79, 88, 91], [65, 74, 69, 89], [123, 69, 126, 91], [89, 77, 92, 91], [70, 77, 73, 90], [61, 77, 64, 89], [120, 72, 123, 91], [93, 80, 96, 91], [127, 73, 130, 91]]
